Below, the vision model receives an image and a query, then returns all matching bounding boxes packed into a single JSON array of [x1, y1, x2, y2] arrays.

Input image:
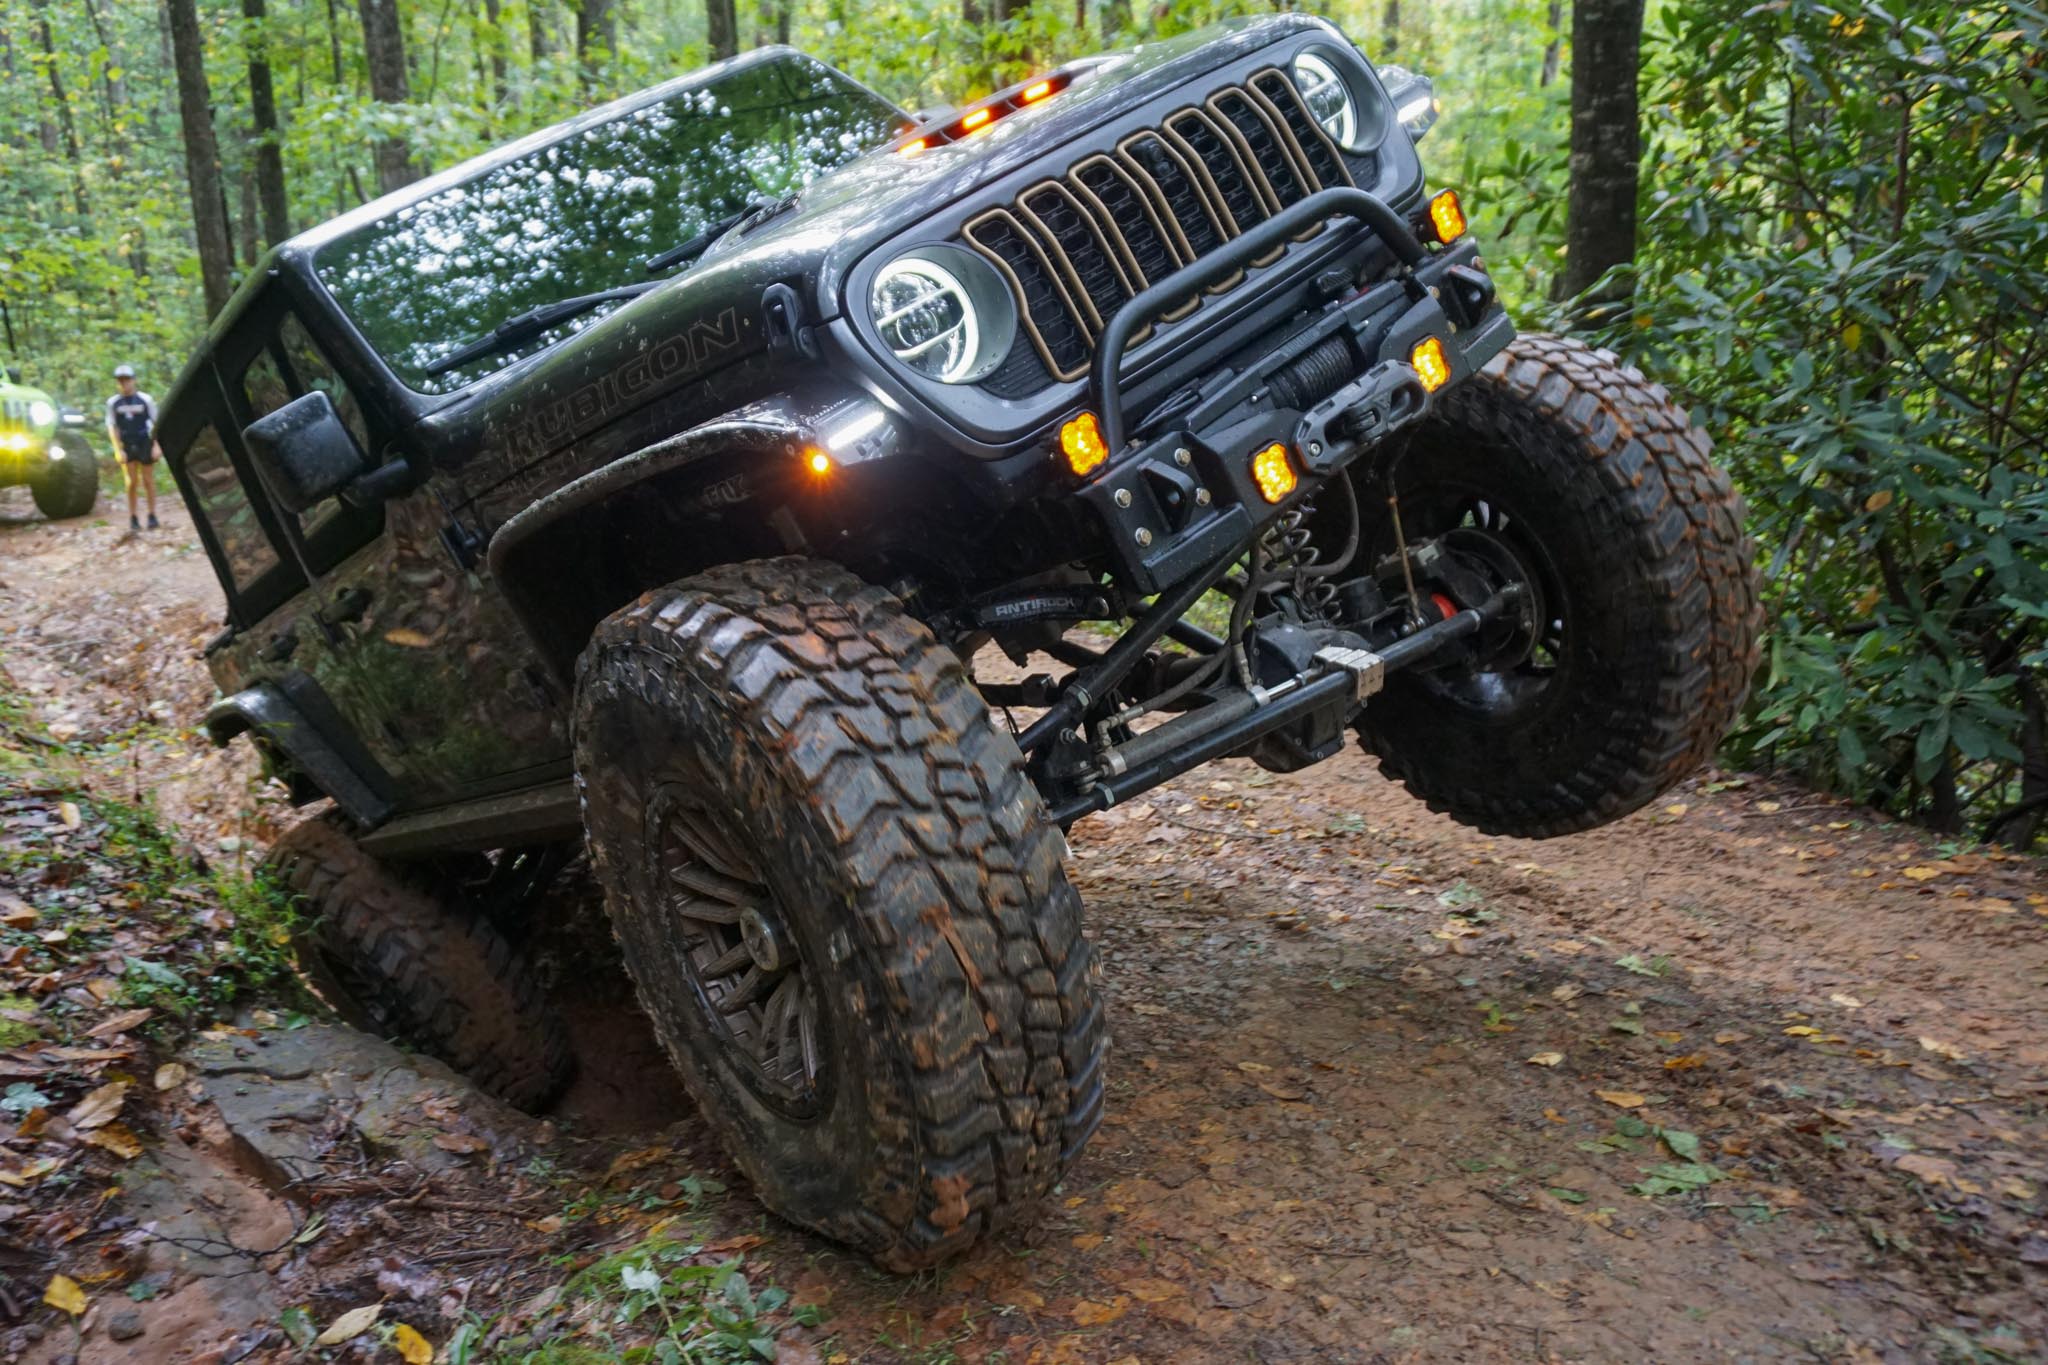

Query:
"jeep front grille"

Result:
[[962, 66, 1356, 386]]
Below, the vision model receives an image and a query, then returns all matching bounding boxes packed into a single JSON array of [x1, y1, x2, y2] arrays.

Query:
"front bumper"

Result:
[[1070, 187, 1513, 593]]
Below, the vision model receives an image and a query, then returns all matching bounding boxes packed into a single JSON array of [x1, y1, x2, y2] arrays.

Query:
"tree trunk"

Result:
[[530, 0, 554, 61], [575, 0, 614, 75], [357, 0, 418, 194], [30, 0, 89, 214], [1380, 0, 1399, 56], [1540, 0, 1563, 88], [165, 0, 236, 317], [78, 0, 127, 121], [706, 0, 737, 59], [1558, 0, 1643, 304], [481, 0, 509, 107], [237, 154, 259, 264], [244, 0, 291, 245]]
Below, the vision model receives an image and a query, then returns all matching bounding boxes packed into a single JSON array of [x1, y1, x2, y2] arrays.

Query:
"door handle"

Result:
[[323, 586, 374, 627], [257, 628, 298, 664]]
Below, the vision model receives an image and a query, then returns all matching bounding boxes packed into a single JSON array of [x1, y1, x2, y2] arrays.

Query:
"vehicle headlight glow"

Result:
[[1291, 52, 1358, 150], [26, 400, 55, 428], [868, 247, 1016, 384]]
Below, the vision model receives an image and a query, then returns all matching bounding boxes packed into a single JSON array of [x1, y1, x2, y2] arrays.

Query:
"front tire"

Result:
[[1354, 334, 1761, 837], [30, 437, 98, 520], [573, 558, 1105, 1270]]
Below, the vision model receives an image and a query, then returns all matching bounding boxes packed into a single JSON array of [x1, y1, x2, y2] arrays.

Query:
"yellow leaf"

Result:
[[314, 1303, 381, 1346], [1663, 1054, 1705, 1071], [57, 802, 81, 830], [1783, 1026, 1821, 1037], [393, 1323, 433, 1365], [1526, 1052, 1564, 1067], [1901, 866, 1942, 881], [1755, 801, 1782, 813], [1662, 803, 1688, 817], [1234, 1061, 1272, 1073], [44, 1275, 87, 1315], [1071, 1233, 1104, 1252], [1594, 1090, 1646, 1109], [1863, 489, 1892, 513], [382, 627, 436, 648], [1829, 993, 1865, 1009], [1842, 322, 1863, 351], [84, 1122, 144, 1159]]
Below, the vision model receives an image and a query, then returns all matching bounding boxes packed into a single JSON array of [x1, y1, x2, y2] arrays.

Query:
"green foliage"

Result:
[[1576, 0, 2048, 838]]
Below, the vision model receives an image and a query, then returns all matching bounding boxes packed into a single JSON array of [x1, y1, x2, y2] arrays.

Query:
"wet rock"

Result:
[[107, 1309, 146, 1341]]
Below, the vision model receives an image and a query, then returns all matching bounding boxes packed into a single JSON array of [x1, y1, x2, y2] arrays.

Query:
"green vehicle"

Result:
[[0, 369, 99, 520]]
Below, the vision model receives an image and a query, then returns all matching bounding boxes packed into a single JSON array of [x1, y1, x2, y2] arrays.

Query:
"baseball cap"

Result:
[[113, 364, 136, 378]]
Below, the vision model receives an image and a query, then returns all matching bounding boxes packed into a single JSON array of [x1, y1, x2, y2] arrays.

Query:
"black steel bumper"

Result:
[[1076, 186, 1515, 595]]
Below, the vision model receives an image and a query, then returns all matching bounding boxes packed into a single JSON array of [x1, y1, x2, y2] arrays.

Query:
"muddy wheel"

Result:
[[30, 436, 98, 520], [573, 557, 1105, 1270], [264, 815, 574, 1110], [1354, 333, 1762, 837]]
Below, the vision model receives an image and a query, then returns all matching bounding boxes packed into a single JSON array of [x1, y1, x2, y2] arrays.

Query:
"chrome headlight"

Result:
[[1292, 52, 1359, 150], [869, 246, 1015, 384], [26, 399, 55, 428]]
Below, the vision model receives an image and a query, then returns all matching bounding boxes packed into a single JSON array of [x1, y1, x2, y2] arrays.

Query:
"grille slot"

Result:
[[960, 68, 1358, 389]]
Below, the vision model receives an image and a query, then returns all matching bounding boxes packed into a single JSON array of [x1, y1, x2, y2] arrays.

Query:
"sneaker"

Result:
[[147, 514, 160, 529], [129, 515, 140, 531]]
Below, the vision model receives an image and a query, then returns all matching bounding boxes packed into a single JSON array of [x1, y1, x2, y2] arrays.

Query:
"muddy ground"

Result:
[[3, 491, 2046, 1363]]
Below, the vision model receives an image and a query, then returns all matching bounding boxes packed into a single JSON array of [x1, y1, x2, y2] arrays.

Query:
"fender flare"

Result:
[[204, 681, 397, 827], [486, 390, 899, 679]]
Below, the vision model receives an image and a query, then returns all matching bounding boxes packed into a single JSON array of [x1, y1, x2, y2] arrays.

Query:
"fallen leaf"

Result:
[[153, 1063, 188, 1091], [1829, 993, 1865, 1009], [1526, 1052, 1564, 1068], [1257, 1080, 1308, 1102], [1234, 1061, 1272, 1074], [314, 1303, 382, 1346], [85, 1008, 153, 1039], [43, 1274, 86, 1315], [1918, 1037, 1967, 1062], [1551, 984, 1582, 1002], [1901, 866, 1942, 882], [1663, 1055, 1705, 1071], [56, 802, 81, 830], [1997, 1176, 2036, 1200], [1070, 1296, 1128, 1326], [1595, 1090, 1647, 1109], [393, 1323, 433, 1365], [0, 1158, 59, 1188], [1549, 940, 1588, 955], [1663, 803, 1688, 817], [66, 1081, 129, 1130], [83, 1123, 144, 1159], [382, 627, 436, 648], [1784, 1026, 1821, 1038], [1070, 1233, 1105, 1252], [432, 1132, 489, 1154], [1756, 800, 1782, 813], [1121, 1277, 1184, 1303], [1894, 1153, 1959, 1188], [0, 905, 34, 929], [1714, 1031, 1750, 1045]]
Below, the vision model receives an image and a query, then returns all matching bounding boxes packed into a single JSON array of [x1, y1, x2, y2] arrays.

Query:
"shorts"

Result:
[[120, 445, 156, 465]]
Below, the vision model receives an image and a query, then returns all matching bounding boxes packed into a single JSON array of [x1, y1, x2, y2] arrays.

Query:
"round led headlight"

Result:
[[868, 246, 1016, 384], [26, 399, 55, 428], [1292, 51, 1360, 150]]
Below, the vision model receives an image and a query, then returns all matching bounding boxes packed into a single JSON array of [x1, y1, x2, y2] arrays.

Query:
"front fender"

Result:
[[204, 680, 398, 826], [486, 389, 903, 680]]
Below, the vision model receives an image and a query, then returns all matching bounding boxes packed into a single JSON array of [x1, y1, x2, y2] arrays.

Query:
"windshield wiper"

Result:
[[643, 193, 800, 274], [423, 281, 659, 377]]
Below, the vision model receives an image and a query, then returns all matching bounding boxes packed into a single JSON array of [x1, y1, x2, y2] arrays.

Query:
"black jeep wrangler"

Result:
[[162, 17, 1759, 1269]]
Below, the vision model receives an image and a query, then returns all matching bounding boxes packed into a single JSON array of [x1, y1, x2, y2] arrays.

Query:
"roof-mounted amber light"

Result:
[[1426, 189, 1466, 244], [893, 69, 1075, 156], [1021, 79, 1054, 103], [898, 136, 929, 158], [960, 107, 993, 135]]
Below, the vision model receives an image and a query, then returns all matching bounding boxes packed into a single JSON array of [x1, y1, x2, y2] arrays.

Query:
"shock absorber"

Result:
[[1261, 505, 1339, 622]]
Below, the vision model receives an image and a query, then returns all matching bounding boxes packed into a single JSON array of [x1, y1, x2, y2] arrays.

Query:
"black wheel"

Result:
[[1352, 333, 1761, 837], [573, 557, 1105, 1270], [30, 436, 98, 520], [264, 815, 574, 1111]]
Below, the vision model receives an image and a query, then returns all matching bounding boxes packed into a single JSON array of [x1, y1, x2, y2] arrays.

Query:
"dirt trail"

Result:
[[4, 493, 2046, 1362]]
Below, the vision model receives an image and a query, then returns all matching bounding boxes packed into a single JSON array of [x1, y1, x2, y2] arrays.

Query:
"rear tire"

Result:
[[1354, 333, 1761, 837], [265, 815, 574, 1111], [30, 437, 98, 520], [574, 557, 1106, 1270]]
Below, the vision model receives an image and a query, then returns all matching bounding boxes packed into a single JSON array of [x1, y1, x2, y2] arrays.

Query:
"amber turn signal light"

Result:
[[898, 137, 929, 158], [805, 447, 833, 476], [1426, 189, 1466, 244], [1410, 336, 1451, 393], [1060, 412, 1108, 476], [1250, 442, 1296, 504]]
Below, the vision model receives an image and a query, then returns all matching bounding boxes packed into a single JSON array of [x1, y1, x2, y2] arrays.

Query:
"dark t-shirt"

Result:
[[106, 391, 157, 461]]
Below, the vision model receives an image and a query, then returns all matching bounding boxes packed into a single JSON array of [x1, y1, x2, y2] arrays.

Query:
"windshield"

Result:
[[316, 54, 906, 393]]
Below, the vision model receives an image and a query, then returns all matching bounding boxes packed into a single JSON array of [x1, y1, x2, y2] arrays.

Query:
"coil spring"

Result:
[[1261, 504, 1337, 622]]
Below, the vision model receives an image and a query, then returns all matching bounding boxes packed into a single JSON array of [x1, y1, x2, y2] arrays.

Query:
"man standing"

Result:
[[105, 364, 163, 531]]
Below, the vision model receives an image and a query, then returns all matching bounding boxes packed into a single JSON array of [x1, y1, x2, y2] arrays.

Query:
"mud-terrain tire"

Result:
[[30, 436, 98, 519], [1355, 333, 1761, 837], [264, 816, 574, 1111], [573, 557, 1105, 1271]]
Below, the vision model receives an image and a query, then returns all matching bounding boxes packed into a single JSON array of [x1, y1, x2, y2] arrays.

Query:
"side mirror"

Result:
[[1377, 64, 1440, 142], [242, 391, 370, 515]]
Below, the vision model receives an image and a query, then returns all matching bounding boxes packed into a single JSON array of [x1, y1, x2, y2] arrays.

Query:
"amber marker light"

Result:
[[1427, 188, 1467, 244], [805, 447, 834, 476], [960, 107, 994, 135], [1059, 411, 1109, 476], [1410, 336, 1452, 393], [1021, 79, 1054, 103], [1250, 442, 1296, 504], [898, 136, 929, 158]]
